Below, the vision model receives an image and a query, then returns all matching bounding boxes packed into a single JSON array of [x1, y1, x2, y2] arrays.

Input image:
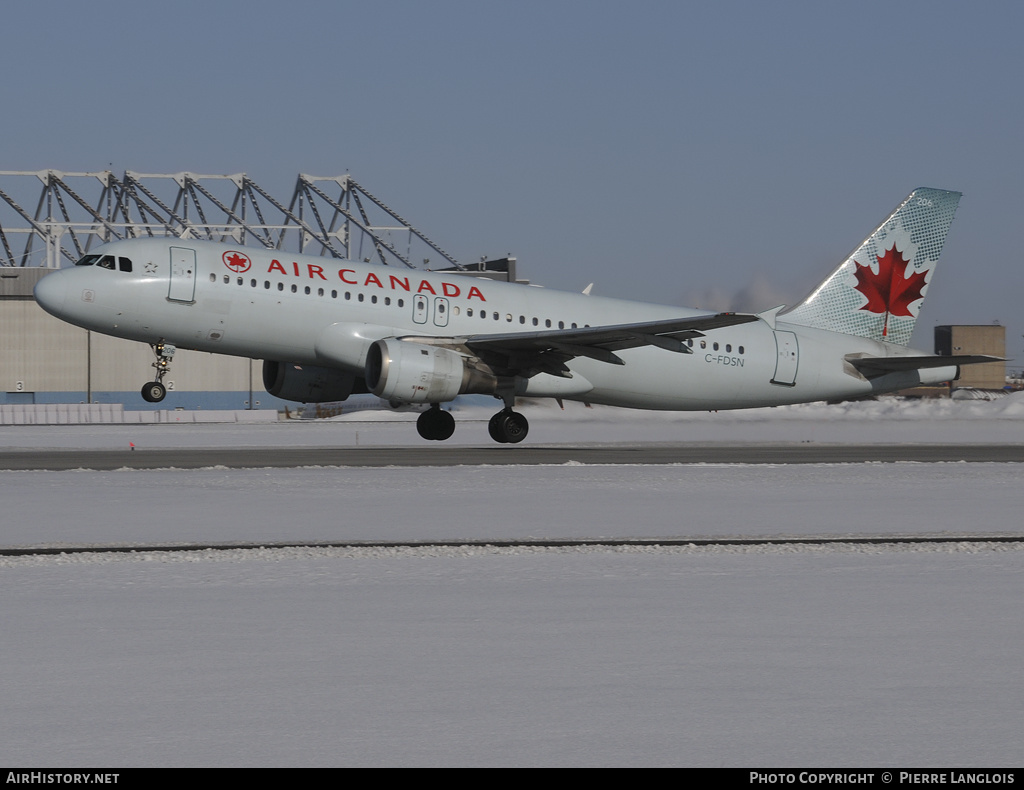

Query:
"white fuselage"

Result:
[[33, 238, 955, 409]]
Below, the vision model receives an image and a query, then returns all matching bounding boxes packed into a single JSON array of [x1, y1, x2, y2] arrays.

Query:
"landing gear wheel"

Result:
[[488, 412, 508, 443], [489, 409, 529, 444], [141, 381, 167, 403], [142, 342, 175, 405], [417, 407, 456, 441]]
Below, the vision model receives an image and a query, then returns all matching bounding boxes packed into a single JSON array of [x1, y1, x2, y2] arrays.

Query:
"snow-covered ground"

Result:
[[2, 396, 1023, 766], [2, 463, 1022, 547]]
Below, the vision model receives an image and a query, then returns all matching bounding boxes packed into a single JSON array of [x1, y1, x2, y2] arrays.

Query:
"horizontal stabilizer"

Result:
[[846, 354, 1004, 377]]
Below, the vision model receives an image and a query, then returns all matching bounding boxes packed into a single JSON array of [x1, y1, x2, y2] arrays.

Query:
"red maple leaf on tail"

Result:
[[852, 245, 928, 337]]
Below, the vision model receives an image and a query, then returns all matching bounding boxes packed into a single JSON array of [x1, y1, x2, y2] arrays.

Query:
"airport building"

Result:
[[935, 324, 1007, 391]]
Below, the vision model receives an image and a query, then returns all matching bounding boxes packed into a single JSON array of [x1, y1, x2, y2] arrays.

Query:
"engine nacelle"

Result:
[[365, 339, 496, 403], [263, 360, 365, 403]]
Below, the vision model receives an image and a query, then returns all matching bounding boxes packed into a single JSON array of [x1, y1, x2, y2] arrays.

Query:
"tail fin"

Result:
[[782, 187, 961, 346]]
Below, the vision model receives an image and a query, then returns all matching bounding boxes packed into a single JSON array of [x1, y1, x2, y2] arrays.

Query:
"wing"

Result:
[[457, 312, 759, 377]]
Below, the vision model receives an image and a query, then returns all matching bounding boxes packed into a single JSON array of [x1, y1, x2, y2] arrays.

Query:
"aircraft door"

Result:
[[412, 294, 428, 324], [168, 246, 197, 303], [771, 330, 799, 386], [433, 297, 449, 327]]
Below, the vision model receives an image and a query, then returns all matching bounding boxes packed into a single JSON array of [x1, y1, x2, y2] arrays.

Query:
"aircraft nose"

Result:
[[34, 271, 68, 316]]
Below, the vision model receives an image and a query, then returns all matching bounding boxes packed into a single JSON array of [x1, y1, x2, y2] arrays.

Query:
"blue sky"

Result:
[[4, 0, 1023, 357]]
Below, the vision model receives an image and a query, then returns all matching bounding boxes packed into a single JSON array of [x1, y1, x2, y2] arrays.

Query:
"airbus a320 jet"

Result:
[[33, 187, 996, 443]]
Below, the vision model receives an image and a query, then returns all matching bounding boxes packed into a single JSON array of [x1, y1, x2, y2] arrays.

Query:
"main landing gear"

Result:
[[415, 403, 530, 443], [417, 404, 456, 441], [488, 409, 529, 444], [487, 385, 529, 443], [141, 342, 175, 403]]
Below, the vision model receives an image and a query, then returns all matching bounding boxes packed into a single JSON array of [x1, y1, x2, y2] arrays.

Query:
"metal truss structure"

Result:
[[0, 170, 463, 271]]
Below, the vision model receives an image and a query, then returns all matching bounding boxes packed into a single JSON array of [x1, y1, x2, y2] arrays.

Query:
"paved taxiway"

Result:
[[2, 442, 1024, 470]]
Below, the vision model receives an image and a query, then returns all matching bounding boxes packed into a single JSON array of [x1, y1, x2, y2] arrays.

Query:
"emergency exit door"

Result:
[[168, 247, 196, 303], [771, 330, 799, 386]]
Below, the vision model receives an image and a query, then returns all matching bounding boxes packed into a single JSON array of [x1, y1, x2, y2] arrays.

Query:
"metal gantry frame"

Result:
[[0, 170, 464, 271]]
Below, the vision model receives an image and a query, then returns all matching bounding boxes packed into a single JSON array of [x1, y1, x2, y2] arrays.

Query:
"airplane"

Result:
[[32, 187, 999, 444]]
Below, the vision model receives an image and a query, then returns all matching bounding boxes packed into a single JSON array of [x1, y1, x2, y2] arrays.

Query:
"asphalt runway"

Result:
[[2, 442, 1024, 470]]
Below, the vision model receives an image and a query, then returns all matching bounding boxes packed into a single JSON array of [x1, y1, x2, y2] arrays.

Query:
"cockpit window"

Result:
[[73, 253, 132, 272]]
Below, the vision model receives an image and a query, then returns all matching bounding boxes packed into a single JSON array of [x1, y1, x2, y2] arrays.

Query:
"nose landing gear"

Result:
[[141, 342, 175, 403]]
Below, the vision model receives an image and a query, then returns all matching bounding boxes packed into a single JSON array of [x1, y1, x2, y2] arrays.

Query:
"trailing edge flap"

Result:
[[846, 354, 1004, 377], [466, 312, 759, 366]]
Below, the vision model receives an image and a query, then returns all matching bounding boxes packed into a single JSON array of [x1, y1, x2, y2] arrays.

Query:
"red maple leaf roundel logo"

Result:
[[223, 250, 251, 273], [852, 245, 928, 337]]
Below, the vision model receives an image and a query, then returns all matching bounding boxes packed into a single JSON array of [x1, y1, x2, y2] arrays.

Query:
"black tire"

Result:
[[500, 411, 529, 444], [141, 381, 166, 403], [435, 410, 456, 441], [417, 408, 456, 441], [488, 412, 509, 443], [417, 409, 438, 440]]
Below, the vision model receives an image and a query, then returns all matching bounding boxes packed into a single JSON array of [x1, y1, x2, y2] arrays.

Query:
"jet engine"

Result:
[[262, 360, 366, 403], [365, 338, 496, 403]]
